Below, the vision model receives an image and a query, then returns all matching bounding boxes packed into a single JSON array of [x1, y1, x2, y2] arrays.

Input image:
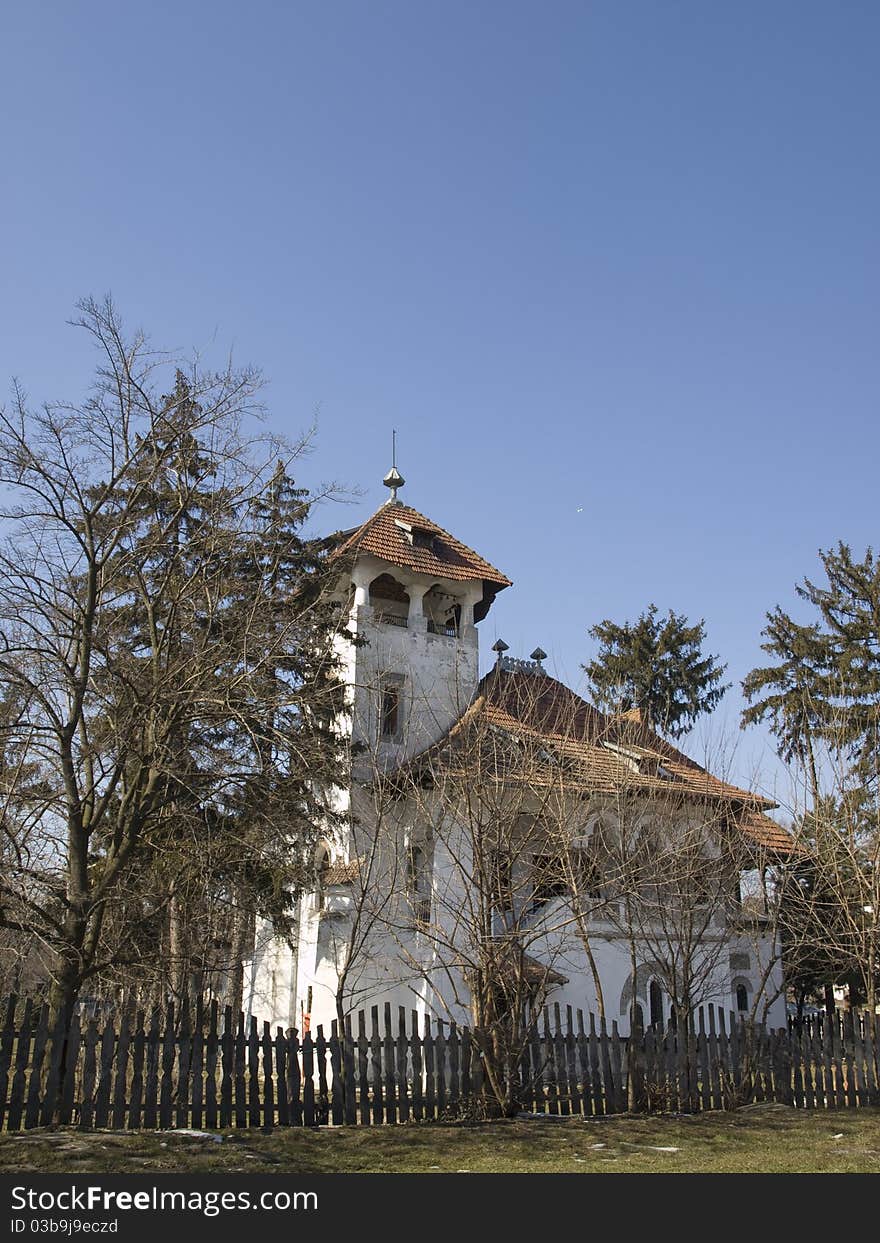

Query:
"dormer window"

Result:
[[394, 518, 437, 552], [600, 740, 642, 774]]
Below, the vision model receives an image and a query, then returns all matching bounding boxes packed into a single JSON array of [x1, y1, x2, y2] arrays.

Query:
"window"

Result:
[[412, 528, 436, 550], [736, 984, 749, 1012], [380, 681, 403, 738], [314, 844, 331, 911], [530, 854, 568, 905], [575, 851, 603, 899], [406, 843, 431, 924], [488, 850, 514, 912], [649, 980, 664, 1028]]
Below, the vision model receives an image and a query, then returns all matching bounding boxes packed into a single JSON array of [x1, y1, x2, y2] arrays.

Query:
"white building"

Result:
[[247, 465, 791, 1036]]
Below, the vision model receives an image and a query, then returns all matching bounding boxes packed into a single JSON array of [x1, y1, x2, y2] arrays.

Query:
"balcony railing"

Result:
[[374, 611, 408, 628], [427, 620, 457, 637]]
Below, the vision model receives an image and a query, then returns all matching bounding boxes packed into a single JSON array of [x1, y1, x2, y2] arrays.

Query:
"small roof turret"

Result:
[[382, 430, 405, 502], [382, 465, 405, 502]]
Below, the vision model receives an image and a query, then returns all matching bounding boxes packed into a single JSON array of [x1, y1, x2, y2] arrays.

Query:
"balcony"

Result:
[[374, 611, 408, 628], [427, 620, 457, 637]]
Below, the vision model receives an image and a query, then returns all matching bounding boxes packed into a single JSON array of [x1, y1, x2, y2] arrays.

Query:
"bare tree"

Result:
[[0, 297, 346, 1028], [774, 744, 880, 1016]]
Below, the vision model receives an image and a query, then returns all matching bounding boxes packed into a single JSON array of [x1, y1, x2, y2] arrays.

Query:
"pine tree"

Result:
[[0, 298, 350, 1026], [742, 543, 880, 798], [91, 384, 349, 1009], [583, 604, 729, 738], [743, 544, 880, 1010]]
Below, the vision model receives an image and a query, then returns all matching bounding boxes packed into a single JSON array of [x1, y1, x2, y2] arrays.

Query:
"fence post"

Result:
[[93, 1013, 116, 1130], [863, 1009, 878, 1105], [436, 1019, 447, 1116], [0, 996, 17, 1130], [356, 1012, 370, 1126], [24, 1003, 51, 1129], [410, 1010, 424, 1121], [329, 1020, 343, 1127], [287, 1027, 302, 1127], [275, 1026, 289, 1127], [628, 1006, 645, 1112], [158, 1002, 176, 1129], [204, 1001, 218, 1131], [7, 997, 34, 1132], [302, 1028, 316, 1127], [382, 1005, 396, 1124], [423, 1014, 435, 1120], [190, 1000, 204, 1131], [41, 1006, 71, 1128], [262, 1020, 276, 1131], [369, 1007, 383, 1124], [175, 1004, 192, 1131], [78, 1018, 99, 1131], [111, 1005, 134, 1130], [219, 1006, 233, 1128], [396, 1008, 409, 1123], [342, 1015, 357, 1126], [248, 1015, 261, 1128], [543, 1008, 558, 1115], [315, 1024, 330, 1125]]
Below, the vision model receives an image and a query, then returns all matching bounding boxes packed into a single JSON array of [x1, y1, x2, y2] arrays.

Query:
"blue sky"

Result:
[[2, 1, 878, 806]]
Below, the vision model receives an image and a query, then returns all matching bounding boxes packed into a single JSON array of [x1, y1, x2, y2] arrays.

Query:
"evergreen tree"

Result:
[[91, 380, 349, 1008], [0, 298, 349, 1025], [583, 604, 729, 738], [743, 545, 880, 1010], [742, 543, 880, 798]]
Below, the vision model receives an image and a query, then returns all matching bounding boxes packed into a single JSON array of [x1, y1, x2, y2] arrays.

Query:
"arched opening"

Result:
[[423, 584, 460, 636], [649, 979, 664, 1029], [369, 573, 410, 627], [736, 983, 749, 1013]]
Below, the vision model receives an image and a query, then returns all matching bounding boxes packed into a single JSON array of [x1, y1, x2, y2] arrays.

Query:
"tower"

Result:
[[336, 462, 511, 767], [247, 461, 511, 1030]]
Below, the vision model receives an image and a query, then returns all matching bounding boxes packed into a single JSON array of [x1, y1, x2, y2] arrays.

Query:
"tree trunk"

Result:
[[824, 981, 836, 1017], [226, 898, 252, 1014]]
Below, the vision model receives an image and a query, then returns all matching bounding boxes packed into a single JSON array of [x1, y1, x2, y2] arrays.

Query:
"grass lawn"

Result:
[[2, 1106, 880, 1174]]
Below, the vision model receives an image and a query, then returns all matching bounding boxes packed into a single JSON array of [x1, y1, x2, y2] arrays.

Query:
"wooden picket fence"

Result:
[[0, 993, 878, 1132]]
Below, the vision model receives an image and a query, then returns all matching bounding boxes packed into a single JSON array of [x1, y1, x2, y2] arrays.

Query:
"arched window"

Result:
[[369, 573, 410, 627], [736, 983, 749, 1012], [649, 979, 664, 1028]]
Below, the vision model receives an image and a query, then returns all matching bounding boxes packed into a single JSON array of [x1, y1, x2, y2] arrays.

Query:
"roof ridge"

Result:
[[331, 499, 512, 588], [477, 666, 776, 809]]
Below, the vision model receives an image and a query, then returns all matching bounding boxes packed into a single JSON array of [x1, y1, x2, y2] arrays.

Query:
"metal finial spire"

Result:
[[492, 638, 509, 666], [382, 429, 405, 503], [530, 647, 547, 666]]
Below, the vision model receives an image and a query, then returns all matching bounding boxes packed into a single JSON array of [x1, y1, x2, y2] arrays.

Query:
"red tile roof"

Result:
[[403, 667, 797, 857], [332, 502, 512, 590], [323, 859, 363, 886]]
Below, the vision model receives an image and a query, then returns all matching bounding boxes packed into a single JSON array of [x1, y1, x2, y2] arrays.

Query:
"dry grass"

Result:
[[2, 1107, 880, 1174]]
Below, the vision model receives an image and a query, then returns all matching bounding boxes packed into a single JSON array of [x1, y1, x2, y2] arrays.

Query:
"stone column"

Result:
[[460, 582, 482, 645], [407, 581, 428, 630], [351, 565, 372, 611]]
